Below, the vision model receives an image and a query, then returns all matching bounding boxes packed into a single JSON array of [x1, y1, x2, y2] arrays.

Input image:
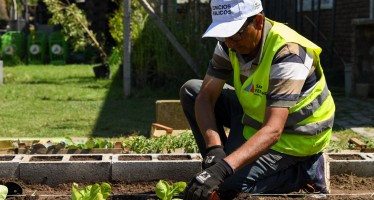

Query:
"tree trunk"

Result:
[[0, 0, 9, 21]]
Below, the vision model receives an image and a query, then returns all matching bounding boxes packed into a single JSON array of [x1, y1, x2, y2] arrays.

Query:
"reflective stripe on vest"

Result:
[[230, 19, 335, 156], [286, 85, 329, 126], [242, 84, 334, 135], [243, 114, 334, 135]]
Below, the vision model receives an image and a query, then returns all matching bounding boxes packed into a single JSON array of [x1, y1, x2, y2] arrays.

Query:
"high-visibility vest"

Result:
[[229, 19, 335, 156]]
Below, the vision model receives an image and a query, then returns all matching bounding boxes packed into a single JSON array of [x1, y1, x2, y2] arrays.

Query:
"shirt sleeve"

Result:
[[206, 41, 233, 80], [267, 43, 317, 108]]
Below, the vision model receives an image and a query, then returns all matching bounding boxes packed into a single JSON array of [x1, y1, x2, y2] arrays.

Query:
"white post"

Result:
[[0, 60, 3, 85], [123, 0, 131, 98]]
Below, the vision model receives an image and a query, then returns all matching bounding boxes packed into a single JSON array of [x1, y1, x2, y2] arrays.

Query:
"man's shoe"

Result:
[[302, 152, 330, 195]]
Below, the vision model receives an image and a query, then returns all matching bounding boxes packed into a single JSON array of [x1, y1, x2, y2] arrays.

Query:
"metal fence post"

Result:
[[123, 0, 131, 98]]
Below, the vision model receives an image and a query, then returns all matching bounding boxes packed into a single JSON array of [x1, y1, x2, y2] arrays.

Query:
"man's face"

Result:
[[224, 14, 263, 56]]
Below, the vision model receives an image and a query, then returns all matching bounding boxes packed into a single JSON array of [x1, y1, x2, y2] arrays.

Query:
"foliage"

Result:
[[107, 0, 149, 69], [28, 0, 38, 6], [108, 0, 148, 48], [64, 137, 114, 150], [107, 47, 122, 68], [122, 132, 198, 154], [170, 131, 199, 153], [43, 0, 108, 64], [0, 185, 7, 200], [71, 182, 111, 200], [156, 180, 186, 200], [108, 0, 215, 87], [43, 0, 90, 52]]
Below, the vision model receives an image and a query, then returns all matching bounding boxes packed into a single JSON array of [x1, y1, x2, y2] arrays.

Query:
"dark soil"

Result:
[[1, 174, 373, 200], [29, 155, 104, 161], [328, 154, 364, 160], [0, 155, 14, 161], [69, 155, 102, 161], [157, 155, 191, 160], [30, 156, 63, 162], [118, 155, 152, 161]]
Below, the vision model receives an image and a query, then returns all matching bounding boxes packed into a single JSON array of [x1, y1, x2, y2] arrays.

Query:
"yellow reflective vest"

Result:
[[229, 20, 335, 157]]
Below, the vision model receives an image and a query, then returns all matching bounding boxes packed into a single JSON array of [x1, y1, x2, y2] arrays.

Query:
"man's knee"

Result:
[[179, 79, 202, 104]]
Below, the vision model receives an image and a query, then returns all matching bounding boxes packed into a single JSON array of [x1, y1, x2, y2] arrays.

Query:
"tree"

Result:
[[43, 0, 114, 78]]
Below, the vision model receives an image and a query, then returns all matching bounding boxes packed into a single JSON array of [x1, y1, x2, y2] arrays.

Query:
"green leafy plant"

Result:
[[108, 0, 214, 88], [64, 137, 114, 150], [43, 0, 108, 64], [0, 185, 8, 200], [156, 180, 186, 200], [71, 182, 111, 200], [122, 132, 198, 154]]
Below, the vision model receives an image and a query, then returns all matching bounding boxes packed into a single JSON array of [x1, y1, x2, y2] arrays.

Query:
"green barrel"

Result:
[[0, 31, 25, 66], [27, 31, 47, 65], [49, 31, 67, 65]]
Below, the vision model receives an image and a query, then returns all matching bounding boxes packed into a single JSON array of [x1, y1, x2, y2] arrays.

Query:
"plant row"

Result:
[[2, 132, 199, 155]]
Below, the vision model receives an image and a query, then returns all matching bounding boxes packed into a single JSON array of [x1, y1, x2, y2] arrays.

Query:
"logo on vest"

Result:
[[244, 80, 267, 96], [212, 4, 232, 16], [244, 80, 255, 93]]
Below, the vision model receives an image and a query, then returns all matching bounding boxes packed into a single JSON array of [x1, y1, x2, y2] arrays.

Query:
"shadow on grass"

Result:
[[90, 67, 180, 138], [18, 76, 98, 85]]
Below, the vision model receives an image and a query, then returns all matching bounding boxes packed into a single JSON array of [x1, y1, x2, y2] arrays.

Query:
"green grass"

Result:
[[327, 128, 373, 152], [0, 64, 179, 138]]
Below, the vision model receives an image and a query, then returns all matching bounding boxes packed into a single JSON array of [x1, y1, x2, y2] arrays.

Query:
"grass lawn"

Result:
[[0, 64, 179, 138]]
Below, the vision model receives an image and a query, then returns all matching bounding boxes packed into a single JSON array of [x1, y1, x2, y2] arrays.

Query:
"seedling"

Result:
[[0, 185, 8, 200], [71, 182, 111, 200], [64, 137, 114, 150], [156, 180, 186, 200]]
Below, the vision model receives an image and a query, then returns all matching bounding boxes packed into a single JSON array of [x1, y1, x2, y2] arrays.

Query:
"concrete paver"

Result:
[[334, 97, 374, 138]]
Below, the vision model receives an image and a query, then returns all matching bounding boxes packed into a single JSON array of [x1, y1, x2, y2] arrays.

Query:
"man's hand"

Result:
[[203, 145, 226, 169], [184, 159, 234, 200]]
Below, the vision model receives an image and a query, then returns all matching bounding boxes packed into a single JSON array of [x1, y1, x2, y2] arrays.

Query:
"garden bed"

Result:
[[1, 174, 374, 200], [1, 153, 373, 199]]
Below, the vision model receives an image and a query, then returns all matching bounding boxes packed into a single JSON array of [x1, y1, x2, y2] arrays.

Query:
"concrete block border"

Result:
[[0, 154, 23, 178], [0, 153, 373, 185], [112, 154, 202, 182], [328, 153, 374, 177], [20, 154, 112, 186]]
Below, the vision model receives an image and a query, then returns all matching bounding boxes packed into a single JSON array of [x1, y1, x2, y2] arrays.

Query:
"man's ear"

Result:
[[253, 14, 264, 30]]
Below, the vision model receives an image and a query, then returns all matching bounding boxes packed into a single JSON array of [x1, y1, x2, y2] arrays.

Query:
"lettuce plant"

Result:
[[156, 180, 186, 200], [0, 185, 8, 200], [71, 182, 111, 200]]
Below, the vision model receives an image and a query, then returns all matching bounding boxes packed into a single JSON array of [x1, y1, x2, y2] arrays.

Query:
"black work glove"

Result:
[[203, 145, 226, 169], [184, 159, 234, 200]]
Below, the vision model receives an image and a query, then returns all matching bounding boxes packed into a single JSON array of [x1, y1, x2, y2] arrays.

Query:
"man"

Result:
[[180, 0, 335, 199]]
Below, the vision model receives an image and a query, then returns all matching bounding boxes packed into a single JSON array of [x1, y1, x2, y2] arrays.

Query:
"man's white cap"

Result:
[[202, 0, 263, 38]]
